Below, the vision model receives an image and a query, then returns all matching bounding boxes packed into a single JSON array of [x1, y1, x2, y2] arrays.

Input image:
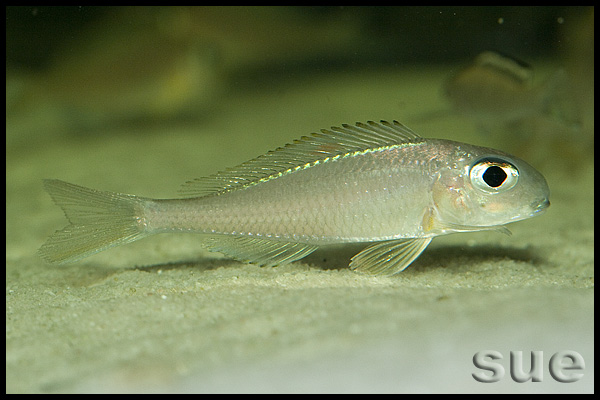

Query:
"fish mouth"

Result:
[[531, 198, 550, 214]]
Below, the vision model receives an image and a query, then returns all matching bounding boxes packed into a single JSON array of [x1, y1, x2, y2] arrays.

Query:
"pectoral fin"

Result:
[[350, 238, 432, 276]]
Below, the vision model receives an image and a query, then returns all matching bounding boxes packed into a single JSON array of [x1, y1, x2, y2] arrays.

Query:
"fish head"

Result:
[[431, 144, 550, 232]]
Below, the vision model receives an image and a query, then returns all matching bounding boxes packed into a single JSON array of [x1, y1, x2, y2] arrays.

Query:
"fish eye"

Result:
[[470, 157, 519, 193]]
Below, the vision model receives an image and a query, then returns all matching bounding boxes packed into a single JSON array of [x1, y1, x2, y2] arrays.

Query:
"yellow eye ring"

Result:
[[470, 157, 519, 193]]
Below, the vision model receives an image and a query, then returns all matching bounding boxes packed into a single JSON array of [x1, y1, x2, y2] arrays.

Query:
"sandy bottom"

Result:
[[6, 65, 593, 393]]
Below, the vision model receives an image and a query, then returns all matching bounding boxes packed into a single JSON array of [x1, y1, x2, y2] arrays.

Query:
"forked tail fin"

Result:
[[38, 179, 149, 264]]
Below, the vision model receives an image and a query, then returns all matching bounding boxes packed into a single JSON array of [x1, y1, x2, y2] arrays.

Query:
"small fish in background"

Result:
[[443, 51, 583, 167], [444, 51, 581, 130], [39, 121, 550, 275]]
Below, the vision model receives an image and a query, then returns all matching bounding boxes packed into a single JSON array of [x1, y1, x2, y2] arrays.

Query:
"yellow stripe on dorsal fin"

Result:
[[179, 121, 424, 198]]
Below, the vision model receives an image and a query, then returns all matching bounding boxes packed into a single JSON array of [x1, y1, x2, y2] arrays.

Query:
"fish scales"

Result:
[[39, 121, 550, 275], [145, 144, 439, 241]]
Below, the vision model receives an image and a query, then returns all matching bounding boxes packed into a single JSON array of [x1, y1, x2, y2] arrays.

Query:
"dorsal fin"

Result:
[[179, 120, 423, 197]]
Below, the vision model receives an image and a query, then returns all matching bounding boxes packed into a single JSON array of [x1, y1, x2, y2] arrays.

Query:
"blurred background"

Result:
[[6, 6, 593, 165]]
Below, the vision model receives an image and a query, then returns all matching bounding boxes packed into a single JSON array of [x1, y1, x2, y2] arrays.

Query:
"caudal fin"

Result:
[[38, 179, 149, 264]]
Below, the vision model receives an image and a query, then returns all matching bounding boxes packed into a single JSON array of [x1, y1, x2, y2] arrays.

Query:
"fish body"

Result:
[[39, 121, 550, 275]]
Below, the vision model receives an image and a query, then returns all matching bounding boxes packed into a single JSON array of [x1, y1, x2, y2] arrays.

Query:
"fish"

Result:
[[39, 120, 550, 275], [444, 51, 581, 131]]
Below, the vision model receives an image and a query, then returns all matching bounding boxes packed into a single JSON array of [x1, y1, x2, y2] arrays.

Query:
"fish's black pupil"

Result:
[[482, 166, 507, 187]]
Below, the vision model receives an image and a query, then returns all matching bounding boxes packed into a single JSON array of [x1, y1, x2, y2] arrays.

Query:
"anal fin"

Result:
[[350, 238, 432, 276], [203, 235, 318, 267]]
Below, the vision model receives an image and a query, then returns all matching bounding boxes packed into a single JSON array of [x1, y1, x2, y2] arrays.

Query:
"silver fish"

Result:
[[39, 121, 550, 275]]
